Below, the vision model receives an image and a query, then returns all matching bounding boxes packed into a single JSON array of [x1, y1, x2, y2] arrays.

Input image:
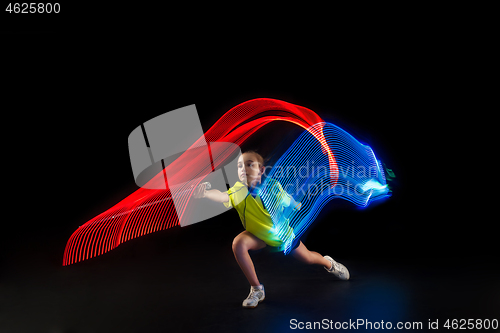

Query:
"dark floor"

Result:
[[4, 13, 498, 333], [2, 216, 499, 333]]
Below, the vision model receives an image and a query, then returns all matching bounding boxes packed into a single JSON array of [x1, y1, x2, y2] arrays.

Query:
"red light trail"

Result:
[[63, 98, 338, 266]]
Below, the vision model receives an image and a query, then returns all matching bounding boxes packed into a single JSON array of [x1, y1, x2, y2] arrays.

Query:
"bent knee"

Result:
[[232, 235, 248, 252]]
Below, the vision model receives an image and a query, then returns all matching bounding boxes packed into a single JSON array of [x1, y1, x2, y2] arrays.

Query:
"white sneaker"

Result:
[[242, 284, 265, 308], [324, 256, 350, 280]]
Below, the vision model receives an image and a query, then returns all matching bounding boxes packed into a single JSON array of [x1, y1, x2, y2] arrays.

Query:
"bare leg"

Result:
[[290, 241, 332, 269], [232, 231, 267, 286]]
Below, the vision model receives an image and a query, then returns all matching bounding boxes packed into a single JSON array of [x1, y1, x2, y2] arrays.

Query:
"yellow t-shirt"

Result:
[[223, 180, 295, 249]]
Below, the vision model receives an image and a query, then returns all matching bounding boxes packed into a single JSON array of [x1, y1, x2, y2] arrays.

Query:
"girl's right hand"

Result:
[[193, 183, 207, 198]]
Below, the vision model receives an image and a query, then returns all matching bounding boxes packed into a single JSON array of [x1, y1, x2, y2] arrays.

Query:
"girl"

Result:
[[193, 150, 349, 308]]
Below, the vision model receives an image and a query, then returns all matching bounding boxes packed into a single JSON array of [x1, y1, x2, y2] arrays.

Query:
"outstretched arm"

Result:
[[193, 183, 229, 203]]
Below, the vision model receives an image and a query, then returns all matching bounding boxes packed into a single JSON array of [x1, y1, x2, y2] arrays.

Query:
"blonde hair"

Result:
[[241, 149, 265, 167]]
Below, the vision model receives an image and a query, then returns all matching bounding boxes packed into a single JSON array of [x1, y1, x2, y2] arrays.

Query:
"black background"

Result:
[[2, 5, 498, 333]]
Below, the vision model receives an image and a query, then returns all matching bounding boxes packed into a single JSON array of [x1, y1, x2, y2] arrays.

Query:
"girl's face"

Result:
[[237, 153, 264, 186]]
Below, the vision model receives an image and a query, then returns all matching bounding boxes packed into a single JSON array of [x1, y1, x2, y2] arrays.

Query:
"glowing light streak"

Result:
[[63, 98, 337, 265], [259, 122, 391, 254]]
